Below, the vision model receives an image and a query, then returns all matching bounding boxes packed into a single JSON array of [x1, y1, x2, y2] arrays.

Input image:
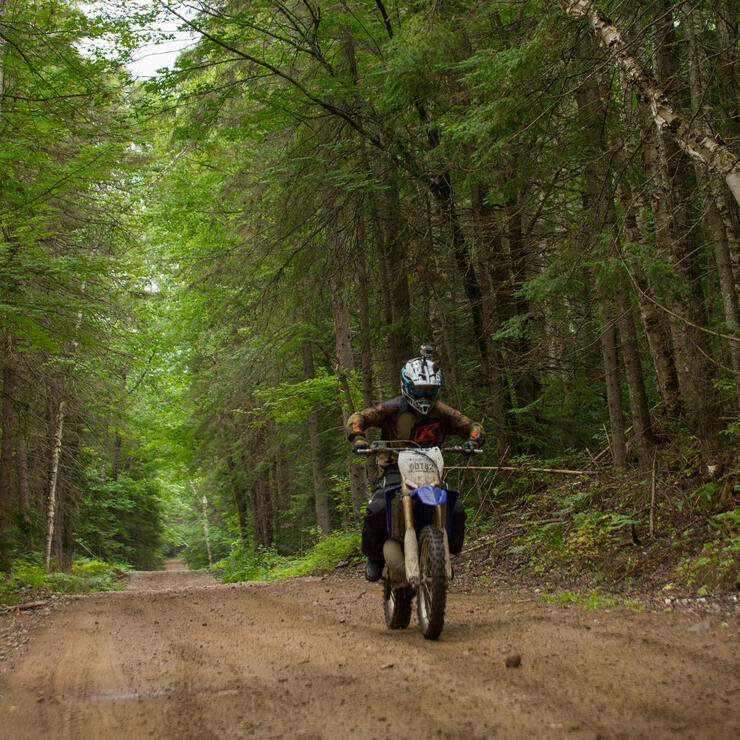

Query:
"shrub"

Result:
[[0, 556, 125, 603], [220, 529, 361, 583]]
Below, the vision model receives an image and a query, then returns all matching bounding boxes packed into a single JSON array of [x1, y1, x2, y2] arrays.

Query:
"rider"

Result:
[[347, 347, 485, 581]]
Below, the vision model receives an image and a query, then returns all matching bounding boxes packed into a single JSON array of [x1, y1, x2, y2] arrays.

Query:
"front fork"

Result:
[[401, 491, 420, 587], [400, 489, 452, 587]]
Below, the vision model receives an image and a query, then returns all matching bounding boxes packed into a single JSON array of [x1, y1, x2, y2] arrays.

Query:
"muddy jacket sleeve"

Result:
[[346, 404, 393, 441], [435, 402, 486, 445]]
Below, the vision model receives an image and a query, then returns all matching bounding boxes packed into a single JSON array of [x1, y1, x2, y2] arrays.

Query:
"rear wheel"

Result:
[[383, 582, 412, 629], [417, 526, 447, 639]]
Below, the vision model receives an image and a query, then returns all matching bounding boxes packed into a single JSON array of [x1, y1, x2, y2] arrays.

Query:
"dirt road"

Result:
[[1, 560, 737, 739]]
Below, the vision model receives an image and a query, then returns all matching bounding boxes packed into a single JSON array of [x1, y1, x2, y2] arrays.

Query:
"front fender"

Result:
[[412, 485, 447, 506]]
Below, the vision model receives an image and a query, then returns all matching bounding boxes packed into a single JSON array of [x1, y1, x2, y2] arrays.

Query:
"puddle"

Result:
[[88, 687, 240, 702], [88, 688, 172, 702]]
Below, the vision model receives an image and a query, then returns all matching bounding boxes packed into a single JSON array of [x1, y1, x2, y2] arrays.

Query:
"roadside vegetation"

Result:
[[0, 558, 125, 605]]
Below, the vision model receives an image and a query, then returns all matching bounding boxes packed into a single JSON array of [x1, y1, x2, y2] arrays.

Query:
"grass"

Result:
[[539, 589, 630, 610]]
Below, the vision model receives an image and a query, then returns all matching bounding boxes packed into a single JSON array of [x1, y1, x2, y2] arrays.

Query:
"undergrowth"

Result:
[[218, 529, 361, 583], [0, 557, 126, 604], [464, 442, 739, 596], [539, 589, 632, 610]]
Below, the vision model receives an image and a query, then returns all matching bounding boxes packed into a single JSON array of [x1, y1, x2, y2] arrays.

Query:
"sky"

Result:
[[79, 1, 197, 79], [126, 16, 197, 79], [127, 32, 196, 79]]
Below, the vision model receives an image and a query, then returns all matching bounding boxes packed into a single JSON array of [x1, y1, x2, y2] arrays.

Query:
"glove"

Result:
[[462, 438, 479, 456], [352, 438, 370, 454]]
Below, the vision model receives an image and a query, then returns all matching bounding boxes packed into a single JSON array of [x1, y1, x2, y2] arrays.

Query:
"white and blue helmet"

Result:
[[401, 351, 442, 415]]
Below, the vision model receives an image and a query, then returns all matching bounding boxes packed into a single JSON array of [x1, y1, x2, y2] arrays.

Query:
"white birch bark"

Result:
[[44, 400, 66, 572], [561, 0, 740, 208], [43, 285, 85, 570], [201, 494, 212, 567]]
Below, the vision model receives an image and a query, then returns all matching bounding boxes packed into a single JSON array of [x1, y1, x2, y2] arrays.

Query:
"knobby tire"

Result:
[[383, 582, 412, 629], [417, 526, 447, 639]]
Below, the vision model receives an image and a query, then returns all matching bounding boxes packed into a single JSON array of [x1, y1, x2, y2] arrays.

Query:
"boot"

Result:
[[365, 559, 384, 582]]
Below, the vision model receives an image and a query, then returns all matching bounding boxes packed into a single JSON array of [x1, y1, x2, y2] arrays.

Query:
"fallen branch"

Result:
[[5, 600, 49, 612], [446, 466, 596, 476]]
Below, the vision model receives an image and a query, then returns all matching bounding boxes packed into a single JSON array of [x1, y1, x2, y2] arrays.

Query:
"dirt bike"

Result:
[[358, 441, 479, 640]]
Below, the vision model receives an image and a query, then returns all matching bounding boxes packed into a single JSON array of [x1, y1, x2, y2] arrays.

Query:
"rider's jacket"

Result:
[[346, 395, 485, 468]]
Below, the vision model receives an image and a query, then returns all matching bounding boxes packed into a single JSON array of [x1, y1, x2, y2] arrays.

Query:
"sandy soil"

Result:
[[0, 560, 737, 739]]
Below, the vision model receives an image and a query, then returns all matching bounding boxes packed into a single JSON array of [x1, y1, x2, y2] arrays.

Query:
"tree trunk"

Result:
[[111, 431, 122, 482], [361, 140, 411, 389], [425, 191, 462, 403], [191, 481, 212, 568], [614, 275, 654, 469], [100, 425, 108, 485], [430, 173, 488, 367], [599, 305, 627, 468], [368, 196, 396, 391], [355, 213, 376, 408], [226, 452, 248, 541], [641, 116, 714, 432], [504, 194, 540, 412], [685, 8, 740, 409], [575, 76, 642, 467], [302, 341, 331, 536], [325, 191, 368, 519], [257, 471, 273, 548], [247, 472, 273, 550], [618, 183, 682, 420], [0, 333, 16, 513], [0, 332, 15, 571], [383, 185, 414, 373], [16, 429, 30, 520], [44, 400, 66, 572], [471, 183, 510, 458]]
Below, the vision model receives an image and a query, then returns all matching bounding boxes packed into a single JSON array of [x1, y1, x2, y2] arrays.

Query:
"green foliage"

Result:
[[539, 589, 621, 610], [504, 483, 639, 576], [0, 557, 124, 604], [679, 505, 739, 590], [77, 473, 165, 571], [220, 530, 361, 583], [690, 482, 721, 509], [255, 371, 346, 423], [679, 536, 739, 591]]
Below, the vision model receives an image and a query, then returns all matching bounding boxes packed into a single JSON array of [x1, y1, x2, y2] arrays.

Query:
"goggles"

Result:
[[408, 384, 440, 401]]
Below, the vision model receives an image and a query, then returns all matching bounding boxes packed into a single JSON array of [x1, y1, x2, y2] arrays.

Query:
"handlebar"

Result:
[[354, 441, 482, 456]]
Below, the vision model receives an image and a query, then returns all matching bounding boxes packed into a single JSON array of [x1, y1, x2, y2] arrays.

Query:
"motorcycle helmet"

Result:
[[401, 351, 442, 415]]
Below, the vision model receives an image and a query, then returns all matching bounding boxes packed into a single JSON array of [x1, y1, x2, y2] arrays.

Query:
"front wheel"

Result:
[[383, 582, 412, 629], [417, 526, 448, 639]]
